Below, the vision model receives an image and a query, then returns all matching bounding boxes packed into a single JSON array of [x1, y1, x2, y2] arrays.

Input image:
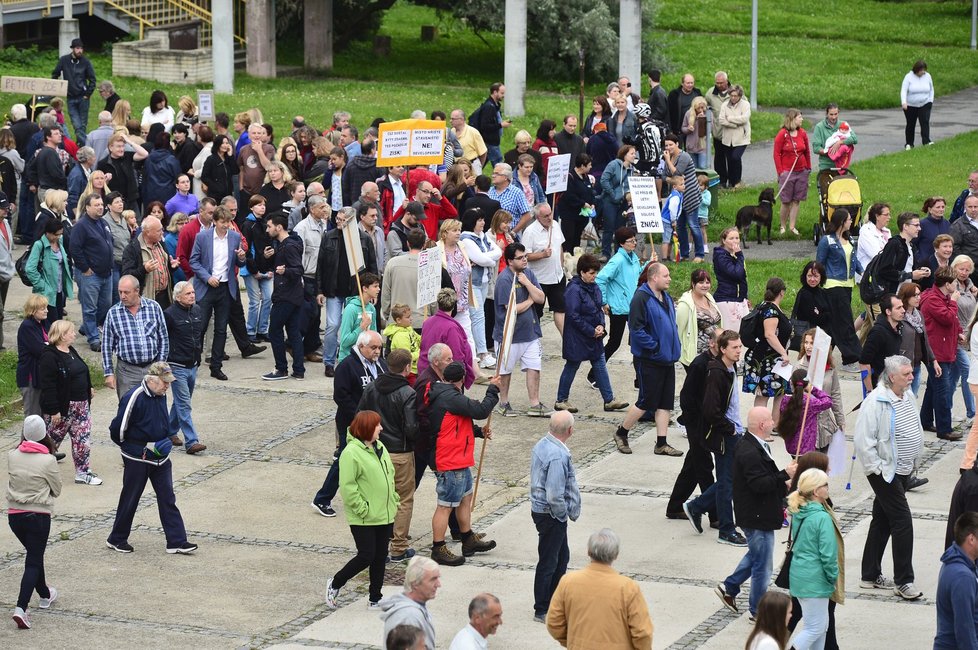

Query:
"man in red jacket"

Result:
[[390, 180, 457, 241], [427, 362, 499, 566]]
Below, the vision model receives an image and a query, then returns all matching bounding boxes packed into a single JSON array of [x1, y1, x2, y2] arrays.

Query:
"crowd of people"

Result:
[[3, 48, 978, 649]]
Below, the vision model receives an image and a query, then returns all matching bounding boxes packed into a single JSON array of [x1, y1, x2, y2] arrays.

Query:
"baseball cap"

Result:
[[405, 201, 427, 220], [147, 361, 176, 382], [23, 415, 47, 442], [443, 362, 465, 383], [0, 192, 9, 210]]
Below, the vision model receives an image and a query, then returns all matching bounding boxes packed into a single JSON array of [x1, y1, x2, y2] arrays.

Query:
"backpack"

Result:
[[467, 103, 484, 130], [859, 251, 886, 305], [0, 156, 16, 199], [15, 240, 43, 287], [739, 303, 768, 347]]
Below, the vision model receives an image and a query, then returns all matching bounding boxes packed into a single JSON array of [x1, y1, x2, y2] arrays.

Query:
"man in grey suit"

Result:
[[189, 205, 246, 380]]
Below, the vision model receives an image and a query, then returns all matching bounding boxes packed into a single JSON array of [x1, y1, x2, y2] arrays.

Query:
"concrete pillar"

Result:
[[503, 0, 526, 117], [213, 0, 234, 93], [246, 0, 276, 78], [58, 0, 80, 56], [304, 0, 333, 70], [618, 0, 641, 92]]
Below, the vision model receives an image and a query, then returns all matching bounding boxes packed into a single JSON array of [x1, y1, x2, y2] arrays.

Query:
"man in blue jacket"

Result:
[[70, 194, 115, 352], [935, 512, 978, 650], [612, 262, 683, 457]]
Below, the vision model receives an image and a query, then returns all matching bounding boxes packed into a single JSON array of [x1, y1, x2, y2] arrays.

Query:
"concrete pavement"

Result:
[[0, 275, 954, 649]]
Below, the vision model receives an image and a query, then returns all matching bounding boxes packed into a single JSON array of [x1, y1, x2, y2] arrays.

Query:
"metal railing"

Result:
[[1, 0, 53, 17], [90, 0, 246, 46]]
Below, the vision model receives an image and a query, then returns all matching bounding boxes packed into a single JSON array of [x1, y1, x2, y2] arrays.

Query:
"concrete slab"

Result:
[[841, 516, 946, 599]]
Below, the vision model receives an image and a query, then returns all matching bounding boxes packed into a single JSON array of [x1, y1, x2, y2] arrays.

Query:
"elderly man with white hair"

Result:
[[121, 215, 179, 308], [547, 528, 653, 648], [86, 111, 115, 162], [486, 163, 532, 232], [379, 556, 441, 650], [164, 280, 206, 454]]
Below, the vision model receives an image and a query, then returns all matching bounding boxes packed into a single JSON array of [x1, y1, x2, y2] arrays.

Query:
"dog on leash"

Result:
[[735, 188, 777, 248]]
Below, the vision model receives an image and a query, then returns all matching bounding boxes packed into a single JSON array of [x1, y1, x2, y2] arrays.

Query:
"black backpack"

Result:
[[15, 240, 43, 287], [739, 304, 766, 347], [859, 252, 886, 305]]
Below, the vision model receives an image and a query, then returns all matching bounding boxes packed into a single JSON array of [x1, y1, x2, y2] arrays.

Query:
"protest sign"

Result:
[[629, 176, 662, 233], [377, 119, 446, 167], [545, 154, 571, 194], [417, 246, 442, 308]]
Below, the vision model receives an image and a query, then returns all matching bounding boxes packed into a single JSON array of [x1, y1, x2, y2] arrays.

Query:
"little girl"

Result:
[[797, 328, 846, 452], [697, 174, 711, 252], [779, 368, 833, 458]]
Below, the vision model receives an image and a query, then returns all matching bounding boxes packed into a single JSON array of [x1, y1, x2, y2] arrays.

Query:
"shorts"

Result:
[[634, 359, 676, 412], [435, 468, 473, 507], [662, 218, 675, 243], [534, 276, 567, 316], [698, 212, 709, 226], [778, 169, 810, 202], [495, 339, 543, 376]]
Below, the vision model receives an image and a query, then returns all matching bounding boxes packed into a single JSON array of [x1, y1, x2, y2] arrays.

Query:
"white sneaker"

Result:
[[479, 354, 497, 369], [325, 577, 340, 609], [12, 606, 30, 629], [894, 582, 923, 600], [39, 586, 58, 609], [75, 471, 103, 486]]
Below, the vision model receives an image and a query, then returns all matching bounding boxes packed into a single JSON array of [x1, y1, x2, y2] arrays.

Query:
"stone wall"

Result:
[[112, 28, 214, 84]]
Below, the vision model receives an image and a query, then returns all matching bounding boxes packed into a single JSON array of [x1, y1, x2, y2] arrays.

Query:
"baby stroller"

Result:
[[813, 168, 863, 246]]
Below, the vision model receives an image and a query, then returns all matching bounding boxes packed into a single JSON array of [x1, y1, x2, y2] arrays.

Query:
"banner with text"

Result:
[[377, 119, 447, 167], [545, 154, 571, 194], [2, 76, 68, 96], [417, 246, 443, 308], [629, 176, 663, 233]]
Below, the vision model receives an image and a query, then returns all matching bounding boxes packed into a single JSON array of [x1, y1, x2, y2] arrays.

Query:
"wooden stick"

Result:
[[472, 436, 488, 511], [795, 387, 813, 458]]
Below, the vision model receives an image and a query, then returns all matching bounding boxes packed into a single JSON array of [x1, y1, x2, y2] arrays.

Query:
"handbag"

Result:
[[774, 515, 806, 589], [787, 301, 811, 352]]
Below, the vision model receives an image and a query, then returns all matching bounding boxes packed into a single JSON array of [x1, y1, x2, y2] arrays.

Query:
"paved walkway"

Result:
[[0, 278, 953, 648], [741, 86, 978, 186]]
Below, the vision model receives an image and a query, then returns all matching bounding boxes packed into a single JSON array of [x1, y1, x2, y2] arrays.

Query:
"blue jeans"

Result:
[[314, 425, 348, 505], [690, 151, 708, 169], [921, 361, 953, 434], [322, 296, 344, 367], [487, 145, 503, 167], [677, 205, 706, 259], [532, 512, 569, 616], [168, 365, 199, 447], [794, 597, 830, 650], [244, 273, 273, 336], [270, 301, 305, 375], [74, 270, 112, 345], [470, 281, 489, 355], [688, 434, 739, 536], [723, 527, 774, 616], [558, 354, 614, 403], [601, 197, 625, 259], [67, 96, 90, 145], [952, 347, 976, 418], [912, 364, 921, 397]]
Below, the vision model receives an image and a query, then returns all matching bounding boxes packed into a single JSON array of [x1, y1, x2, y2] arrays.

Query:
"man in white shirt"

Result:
[[521, 202, 566, 335], [449, 593, 502, 650]]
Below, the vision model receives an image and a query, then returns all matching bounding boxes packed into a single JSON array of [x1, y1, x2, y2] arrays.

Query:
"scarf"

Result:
[[905, 307, 924, 334]]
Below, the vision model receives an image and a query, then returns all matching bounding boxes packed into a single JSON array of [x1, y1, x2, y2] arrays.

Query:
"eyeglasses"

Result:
[[513, 255, 528, 260], [625, 238, 637, 243], [625, 82, 632, 87]]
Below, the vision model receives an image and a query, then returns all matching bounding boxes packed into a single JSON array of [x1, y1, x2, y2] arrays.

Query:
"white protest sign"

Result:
[[197, 90, 215, 121], [417, 246, 442, 308], [341, 218, 365, 276], [2, 76, 67, 96], [545, 154, 571, 194], [805, 327, 832, 390], [379, 128, 410, 161], [410, 128, 445, 158], [629, 176, 662, 233]]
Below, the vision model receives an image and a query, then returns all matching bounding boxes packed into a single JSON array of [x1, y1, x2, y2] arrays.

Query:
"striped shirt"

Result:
[[102, 298, 169, 375], [892, 393, 922, 476], [488, 183, 531, 229]]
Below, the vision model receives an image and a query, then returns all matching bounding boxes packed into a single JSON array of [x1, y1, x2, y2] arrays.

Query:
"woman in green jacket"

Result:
[[325, 410, 399, 610], [25, 219, 74, 326], [788, 468, 841, 650]]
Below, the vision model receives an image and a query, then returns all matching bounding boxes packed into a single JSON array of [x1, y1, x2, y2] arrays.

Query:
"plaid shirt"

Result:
[[488, 183, 531, 229], [102, 298, 169, 375]]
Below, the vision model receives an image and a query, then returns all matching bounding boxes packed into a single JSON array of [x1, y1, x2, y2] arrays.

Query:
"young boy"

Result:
[[337, 272, 380, 362], [383, 303, 422, 384], [660, 175, 684, 262]]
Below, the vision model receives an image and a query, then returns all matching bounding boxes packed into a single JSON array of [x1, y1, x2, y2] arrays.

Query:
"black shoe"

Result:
[[166, 542, 198, 554], [254, 333, 271, 343], [922, 425, 937, 433], [54, 451, 66, 461], [311, 502, 336, 517], [242, 344, 266, 358], [718, 531, 748, 547], [906, 476, 929, 491], [709, 520, 721, 530], [210, 369, 228, 381], [665, 511, 687, 520], [106, 540, 134, 553], [324, 364, 335, 378], [205, 353, 231, 363], [938, 432, 963, 441]]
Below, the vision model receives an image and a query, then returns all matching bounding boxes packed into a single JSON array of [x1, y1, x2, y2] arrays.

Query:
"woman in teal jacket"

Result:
[[325, 410, 399, 609], [592, 227, 642, 385], [336, 272, 380, 363], [25, 218, 74, 325], [788, 468, 841, 650]]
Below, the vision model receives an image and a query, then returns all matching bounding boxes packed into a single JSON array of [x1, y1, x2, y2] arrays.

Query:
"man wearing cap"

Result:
[[0, 192, 14, 348], [388, 201, 427, 259], [163, 281, 206, 455], [107, 362, 197, 555], [102, 275, 169, 402], [52, 38, 97, 146], [426, 361, 500, 565]]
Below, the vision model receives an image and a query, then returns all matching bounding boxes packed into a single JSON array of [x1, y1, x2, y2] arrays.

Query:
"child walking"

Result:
[[779, 368, 833, 458]]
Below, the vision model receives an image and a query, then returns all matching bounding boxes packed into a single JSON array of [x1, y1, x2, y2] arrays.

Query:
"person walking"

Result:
[[324, 410, 399, 609], [591, 227, 642, 386], [934, 512, 978, 650], [261, 213, 306, 381], [530, 411, 582, 623], [900, 60, 934, 150], [163, 281, 206, 454], [379, 557, 441, 650], [7, 415, 61, 629]]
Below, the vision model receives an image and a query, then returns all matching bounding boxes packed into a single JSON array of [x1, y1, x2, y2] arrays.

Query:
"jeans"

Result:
[[726, 144, 747, 186], [8, 512, 52, 610], [903, 102, 932, 147], [470, 281, 490, 355], [690, 151, 708, 169], [921, 361, 953, 435], [677, 205, 705, 259], [558, 355, 614, 403], [532, 511, 569, 616], [314, 424, 348, 505], [301, 277, 323, 355], [107, 456, 188, 548], [110, 266, 121, 306], [911, 364, 921, 397], [862, 473, 915, 585], [951, 347, 975, 418], [332, 523, 393, 603], [67, 95, 90, 145], [270, 301, 305, 375], [74, 270, 113, 345], [168, 365, 200, 447], [688, 434, 738, 536], [244, 273, 273, 336], [723, 527, 774, 616], [322, 296, 344, 367], [198, 283, 232, 371], [487, 145, 503, 167], [414, 448, 461, 535], [794, 597, 830, 650], [601, 197, 625, 259]]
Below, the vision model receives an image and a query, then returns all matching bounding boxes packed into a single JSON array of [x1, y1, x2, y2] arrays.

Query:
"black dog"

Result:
[[736, 188, 777, 248]]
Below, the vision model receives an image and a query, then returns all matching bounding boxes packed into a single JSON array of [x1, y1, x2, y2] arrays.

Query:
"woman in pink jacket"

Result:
[[780, 369, 833, 458], [418, 288, 475, 389]]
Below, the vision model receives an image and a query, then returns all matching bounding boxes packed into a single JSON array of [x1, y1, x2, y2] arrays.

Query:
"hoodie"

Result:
[[935, 543, 978, 650], [342, 155, 379, 206], [379, 593, 435, 650], [358, 372, 418, 453], [337, 295, 379, 363], [383, 322, 421, 373]]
